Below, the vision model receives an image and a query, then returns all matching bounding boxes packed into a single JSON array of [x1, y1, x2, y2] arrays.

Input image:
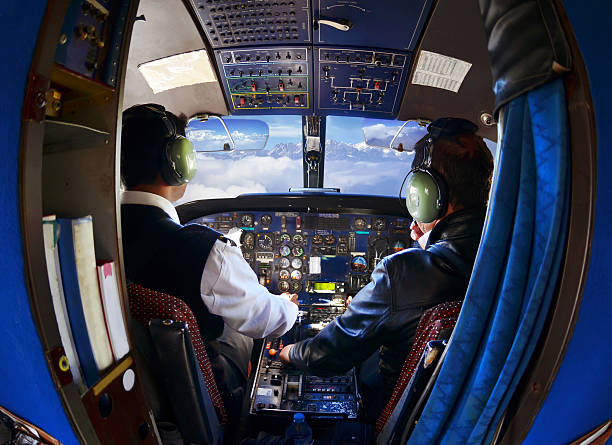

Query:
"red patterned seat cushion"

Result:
[[375, 300, 463, 434], [127, 283, 227, 426]]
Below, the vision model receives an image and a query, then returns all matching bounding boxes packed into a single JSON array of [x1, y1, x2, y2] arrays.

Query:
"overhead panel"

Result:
[[192, 0, 311, 48], [313, 0, 433, 51], [215, 47, 313, 114], [314, 48, 409, 116], [191, 0, 436, 117]]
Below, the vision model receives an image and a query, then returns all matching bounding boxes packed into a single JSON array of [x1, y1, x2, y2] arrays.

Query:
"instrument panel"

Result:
[[190, 209, 412, 418], [191, 211, 413, 304]]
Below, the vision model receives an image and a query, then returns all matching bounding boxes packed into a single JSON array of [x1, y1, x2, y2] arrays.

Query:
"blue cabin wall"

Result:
[[525, 0, 612, 443], [0, 1, 78, 443]]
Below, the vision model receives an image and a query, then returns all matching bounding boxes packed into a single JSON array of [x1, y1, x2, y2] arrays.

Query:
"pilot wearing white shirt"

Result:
[[120, 104, 298, 423]]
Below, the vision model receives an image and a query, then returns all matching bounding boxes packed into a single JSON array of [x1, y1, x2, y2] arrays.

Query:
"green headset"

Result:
[[402, 117, 478, 223], [123, 104, 197, 186]]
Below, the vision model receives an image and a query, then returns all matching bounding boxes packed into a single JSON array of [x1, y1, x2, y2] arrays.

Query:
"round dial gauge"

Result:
[[324, 234, 336, 245], [351, 256, 368, 271], [260, 214, 272, 226], [280, 233, 291, 244], [292, 246, 304, 257], [291, 258, 303, 269], [292, 234, 304, 245], [391, 240, 407, 253], [291, 282, 302, 293], [372, 217, 386, 231], [279, 269, 290, 280], [279, 257, 290, 269], [290, 270, 302, 281], [240, 232, 254, 249], [354, 217, 367, 230], [257, 234, 273, 250], [279, 245, 291, 257], [278, 281, 290, 292], [240, 214, 254, 227], [312, 234, 323, 244]]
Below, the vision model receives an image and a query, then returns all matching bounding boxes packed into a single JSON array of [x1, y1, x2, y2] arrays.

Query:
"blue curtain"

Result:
[[407, 77, 570, 445]]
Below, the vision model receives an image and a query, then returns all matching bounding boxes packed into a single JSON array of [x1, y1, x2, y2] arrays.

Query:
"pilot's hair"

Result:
[[412, 132, 494, 210], [120, 104, 188, 188]]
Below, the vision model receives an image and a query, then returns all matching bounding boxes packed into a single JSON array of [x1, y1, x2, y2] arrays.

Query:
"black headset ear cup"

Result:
[[428, 167, 448, 218], [159, 139, 181, 186]]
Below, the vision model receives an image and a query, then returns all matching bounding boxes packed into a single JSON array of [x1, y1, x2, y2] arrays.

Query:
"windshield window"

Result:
[[324, 116, 419, 196], [178, 114, 498, 204], [179, 115, 302, 203]]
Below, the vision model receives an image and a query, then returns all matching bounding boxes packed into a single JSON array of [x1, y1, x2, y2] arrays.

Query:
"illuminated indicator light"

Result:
[[266, 342, 271, 349], [355, 231, 370, 235], [251, 81, 257, 92], [278, 80, 285, 91], [374, 81, 381, 90], [296, 216, 302, 229], [269, 349, 277, 356], [294, 96, 300, 105], [240, 96, 246, 106], [313, 282, 336, 291]]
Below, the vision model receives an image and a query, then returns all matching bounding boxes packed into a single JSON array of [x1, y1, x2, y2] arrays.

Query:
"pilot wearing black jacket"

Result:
[[280, 118, 494, 419]]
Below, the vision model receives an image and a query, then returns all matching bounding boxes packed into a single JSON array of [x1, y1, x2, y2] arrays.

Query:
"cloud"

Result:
[[176, 155, 302, 202], [186, 129, 230, 143], [324, 159, 409, 195], [362, 123, 402, 147]]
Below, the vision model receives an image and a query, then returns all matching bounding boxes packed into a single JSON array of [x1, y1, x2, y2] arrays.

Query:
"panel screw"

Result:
[[480, 112, 495, 126]]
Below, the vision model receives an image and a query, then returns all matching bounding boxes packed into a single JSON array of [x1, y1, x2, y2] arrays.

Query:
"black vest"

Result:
[[121, 204, 225, 339]]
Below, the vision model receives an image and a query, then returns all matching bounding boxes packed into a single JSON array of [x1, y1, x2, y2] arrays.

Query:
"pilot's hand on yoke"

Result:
[[281, 292, 299, 306], [279, 344, 294, 364]]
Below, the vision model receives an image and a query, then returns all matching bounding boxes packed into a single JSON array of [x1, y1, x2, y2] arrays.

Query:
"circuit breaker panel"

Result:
[[192, 0, 311, 48]]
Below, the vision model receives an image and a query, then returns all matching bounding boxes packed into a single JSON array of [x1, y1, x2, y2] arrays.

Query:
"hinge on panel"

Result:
[[23, 73, 51, 123]]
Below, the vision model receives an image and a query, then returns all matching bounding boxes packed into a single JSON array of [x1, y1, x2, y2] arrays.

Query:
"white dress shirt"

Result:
[[121, 190, 298, 338]]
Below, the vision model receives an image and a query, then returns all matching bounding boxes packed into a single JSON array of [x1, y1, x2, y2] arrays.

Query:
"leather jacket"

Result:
[[288, 207, 487, 385]]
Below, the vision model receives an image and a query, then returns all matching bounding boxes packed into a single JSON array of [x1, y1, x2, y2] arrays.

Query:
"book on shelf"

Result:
[[97, 261, 130, 362], [57, 216, 113, 387], [42, 215, 84, 388]]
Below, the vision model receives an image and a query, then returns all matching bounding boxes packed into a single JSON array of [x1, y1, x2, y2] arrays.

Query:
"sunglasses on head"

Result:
[[427, 117, 478, 140]]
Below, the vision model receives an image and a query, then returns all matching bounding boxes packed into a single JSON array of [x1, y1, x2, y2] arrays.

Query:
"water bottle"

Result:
[[285, 413, 313, 445]]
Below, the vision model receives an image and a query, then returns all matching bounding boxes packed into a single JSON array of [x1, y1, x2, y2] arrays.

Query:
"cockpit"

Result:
[[16, 0, 590, 443]]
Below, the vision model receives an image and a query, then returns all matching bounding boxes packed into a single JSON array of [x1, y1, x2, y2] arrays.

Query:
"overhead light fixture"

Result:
[[138, 49, 217, 94], [411, 50, 472, 93]]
